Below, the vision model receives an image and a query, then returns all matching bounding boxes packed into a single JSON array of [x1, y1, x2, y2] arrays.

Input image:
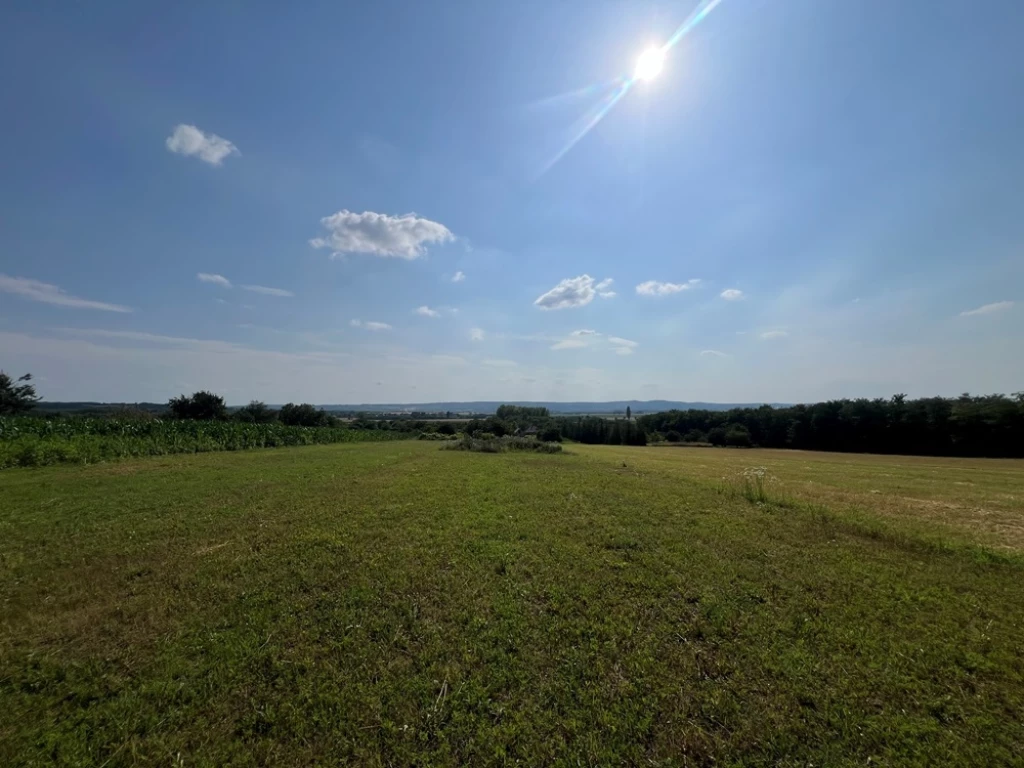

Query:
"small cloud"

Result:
[[214, 298, 228, 305], [595, 278, 616, 298], [242, 284, 294, 297], [452, 271, 466, 283], [470, 328, 485, 341], [700, 349, 728, 357], [959, 301, 1013, 317], [483, 358, 518, 367], [636, 279, 700, 297], [551, 338, 588, 350], [350, 319, 391, 331], [166, 124, 239, 166], [0, 274, 132, 313], [570, 329, 600, 337], [310, 210, 454, 260], [720, 289, 744, 301], [534, 274, 613, 310], [759, 330, 788, 340], [198, 272, 232, 289], [415, 305, 440, 318], [607, 336, 638, 355]]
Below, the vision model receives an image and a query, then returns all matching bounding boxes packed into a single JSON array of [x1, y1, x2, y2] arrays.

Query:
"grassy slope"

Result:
[[1, 442, 1023, 766]]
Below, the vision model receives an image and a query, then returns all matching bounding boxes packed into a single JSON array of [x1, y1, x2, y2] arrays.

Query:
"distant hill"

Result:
[[34, 400, 788, 416], [315, 400, 790, 414]]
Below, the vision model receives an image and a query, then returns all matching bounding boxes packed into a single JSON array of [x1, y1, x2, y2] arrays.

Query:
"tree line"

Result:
[[639, 393, 1024, 458]]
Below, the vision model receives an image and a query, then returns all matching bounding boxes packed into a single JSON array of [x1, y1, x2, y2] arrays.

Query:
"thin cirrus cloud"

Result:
[[550, 329, 637, 355], [197, 274, 292, 297], [720, 289, 744, 300], [350, 319, 392, 331], [310, 210, 454, 260], [959, 301, 1013, 317], [635, 279, 701, 296], [197, 273, 232, 288], [452, 271, 466, 283], [166, 124, 240, 166], [700, 349, 729, 357], [0, 274, 132, 313], [241, 285, 294, 297], [760, 330, 788, 340], [534, 274, 615, 310]]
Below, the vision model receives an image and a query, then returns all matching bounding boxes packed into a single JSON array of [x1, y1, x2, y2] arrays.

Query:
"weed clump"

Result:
[[444, 435, 563, 454]]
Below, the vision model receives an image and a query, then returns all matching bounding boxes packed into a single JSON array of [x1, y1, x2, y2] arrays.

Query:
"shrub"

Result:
[[683, 429, 707, 443], [665, 430, 682, 443], [443, 435, 563, 454]]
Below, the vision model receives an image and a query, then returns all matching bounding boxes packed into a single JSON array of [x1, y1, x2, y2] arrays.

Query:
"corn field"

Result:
[[0, 416, 413, 468]]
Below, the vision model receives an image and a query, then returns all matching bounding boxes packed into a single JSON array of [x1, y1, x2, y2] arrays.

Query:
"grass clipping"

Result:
[[444, 434, 563, 454]]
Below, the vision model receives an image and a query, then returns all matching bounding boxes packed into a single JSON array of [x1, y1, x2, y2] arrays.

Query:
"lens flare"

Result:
[[635, 47, 666, 81], [537, 0, 728, 178]]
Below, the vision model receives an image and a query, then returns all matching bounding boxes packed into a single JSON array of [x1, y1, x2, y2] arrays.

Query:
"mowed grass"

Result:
[[2, 443, 1023, 766]]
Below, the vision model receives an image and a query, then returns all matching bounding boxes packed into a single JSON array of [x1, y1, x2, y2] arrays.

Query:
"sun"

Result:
[[635, 46, 666, 81]]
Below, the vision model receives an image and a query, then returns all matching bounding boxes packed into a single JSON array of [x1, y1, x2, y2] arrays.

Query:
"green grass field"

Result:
[[2, 442, 1023, 766]]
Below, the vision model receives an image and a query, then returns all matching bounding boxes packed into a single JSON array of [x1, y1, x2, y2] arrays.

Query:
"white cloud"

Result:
[[197, 272, 232, 289], [594, 278, 616, 298], [0, 274, 132, 313], [760, 330, 788, 340], [599, 291, 617, 299], [720, 289, 744, 300], [607, 336, 638, 355], [959, 301, 1013, 317], [551, 338, 588, 350], [166, 124, 239, 166], [242, 284, 294, 297], [310, 210, 454, 259], [700, 349, 729, 357], [635, 279, 700, 297], [570, 329, 600, 337], [415, 305, 440, 318], [452, 271, 466, 283], [350, 319, 391, 331], [534, 274, 613, 310], [470, 328, 485, 341]]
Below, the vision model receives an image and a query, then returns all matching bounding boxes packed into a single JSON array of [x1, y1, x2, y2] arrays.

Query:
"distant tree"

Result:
[[235, 400, 276, 423], [168, 391, 228, 421], [707, 426, 728, 446], [683, 429, 706, 443], [279, 403, 330, 427], [665, 429, 682, 443], [539, 425, 562, 442], [725, 424, 753, 447], [437, 422, 456, 435], [626, 405, 632, 421], [0, 371, 40, 415]]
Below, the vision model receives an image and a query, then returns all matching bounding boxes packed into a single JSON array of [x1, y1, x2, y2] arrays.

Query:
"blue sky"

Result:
[[1, 0, 1022, 404]]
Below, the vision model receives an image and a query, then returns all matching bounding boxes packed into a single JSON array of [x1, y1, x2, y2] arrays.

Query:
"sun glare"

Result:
[[635, 46, 666, 81]]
